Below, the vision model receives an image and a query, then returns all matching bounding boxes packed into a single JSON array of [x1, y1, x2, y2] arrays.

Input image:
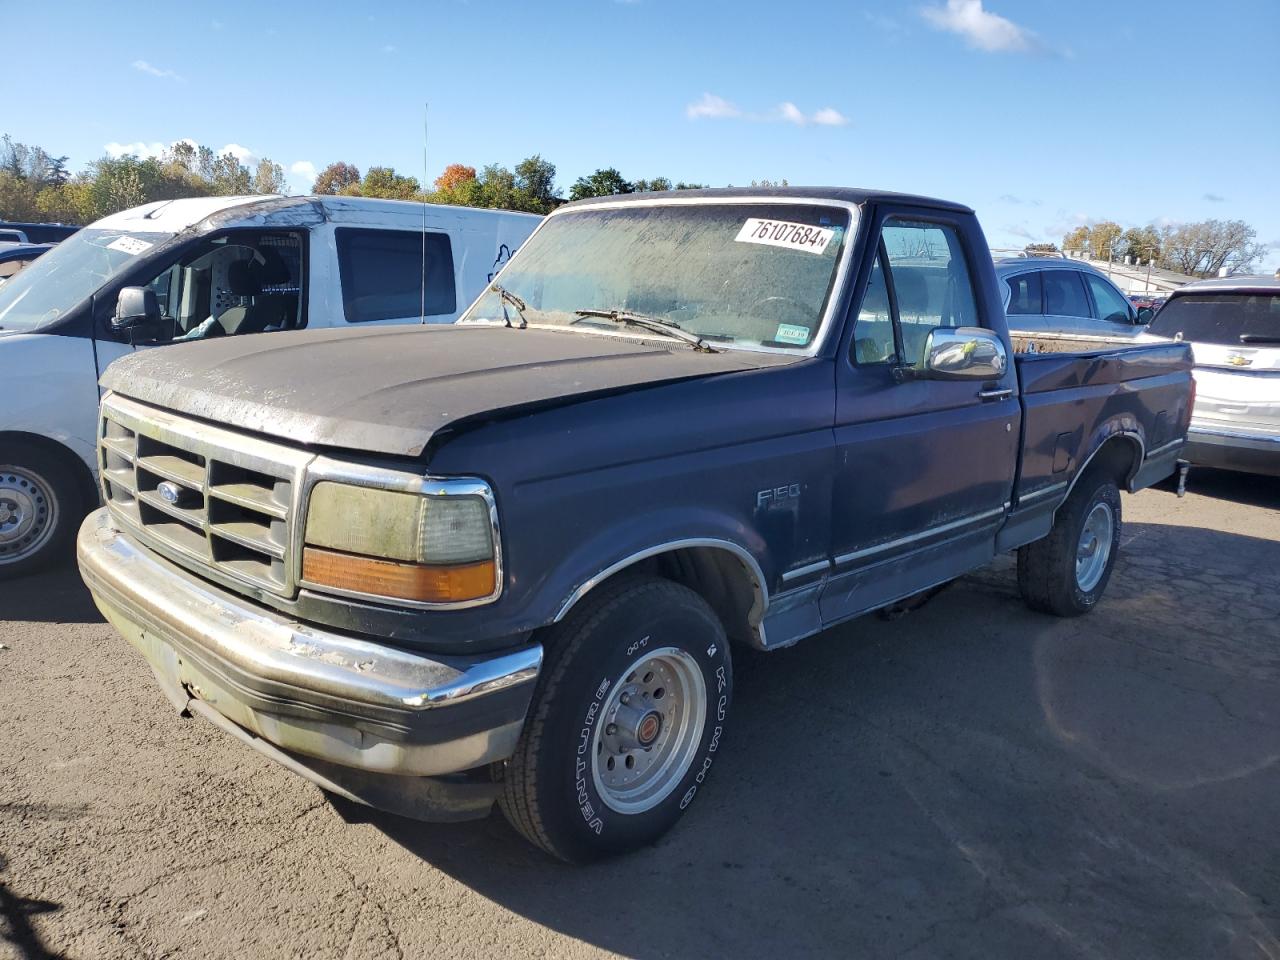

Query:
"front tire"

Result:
[[0, 447, 85, 579], [498, 576, 732, 862], [1018, 471, 1122, 617]]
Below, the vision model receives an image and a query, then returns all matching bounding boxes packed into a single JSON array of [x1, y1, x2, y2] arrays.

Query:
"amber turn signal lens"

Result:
[[302, 547, 496, 603]]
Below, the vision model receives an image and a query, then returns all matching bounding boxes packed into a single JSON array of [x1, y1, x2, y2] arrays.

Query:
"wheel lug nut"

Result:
[[620, 693, 630, 705], [606, 724, 617, 735]]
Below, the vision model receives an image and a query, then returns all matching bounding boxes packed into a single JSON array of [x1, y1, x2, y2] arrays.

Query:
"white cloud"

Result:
[[218, 143, 255, 163], [686, 93, 741, 120], [920, 0, 1036, 53], [811, 107, 850, 126], [688, 94, 849, 127], [131, 59, 184, 81], [289, 160, 317, 179], [103, 140, 169, 159], [1203, 192, 1226, 203]]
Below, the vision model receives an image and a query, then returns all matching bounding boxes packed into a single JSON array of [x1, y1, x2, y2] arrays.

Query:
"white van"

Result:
[[0, 194, 540, 576]]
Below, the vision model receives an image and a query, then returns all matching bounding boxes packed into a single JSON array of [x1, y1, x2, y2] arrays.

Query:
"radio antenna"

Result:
[[420, 101, 429, 325]]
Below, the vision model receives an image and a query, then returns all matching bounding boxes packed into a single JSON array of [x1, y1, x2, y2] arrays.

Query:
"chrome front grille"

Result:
[[99, 393, 313, 597]]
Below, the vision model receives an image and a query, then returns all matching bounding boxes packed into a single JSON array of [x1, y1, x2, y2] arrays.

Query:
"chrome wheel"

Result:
[[1075, 501, 1114, 592], [592, 648, 707, 815], [0, 466, 58, 565]]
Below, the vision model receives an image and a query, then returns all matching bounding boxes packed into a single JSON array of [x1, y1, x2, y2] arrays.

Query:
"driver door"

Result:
[[822, 208, 1020, 624]]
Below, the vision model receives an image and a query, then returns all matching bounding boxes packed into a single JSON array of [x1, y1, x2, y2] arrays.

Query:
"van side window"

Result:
[[1006, 272, 1042, 315], [336, 229, 456, 323]]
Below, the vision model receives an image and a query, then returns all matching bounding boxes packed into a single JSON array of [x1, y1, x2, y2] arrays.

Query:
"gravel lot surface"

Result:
[[2, 469, 1278, 960]]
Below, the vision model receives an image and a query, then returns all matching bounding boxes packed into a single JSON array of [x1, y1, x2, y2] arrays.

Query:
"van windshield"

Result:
[[1148, 292, 1280, 345], [0, 228, 175, 334], [460, 202, 852, 350]]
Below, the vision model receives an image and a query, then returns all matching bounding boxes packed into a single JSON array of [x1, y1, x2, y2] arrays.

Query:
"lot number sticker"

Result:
[[735, 218, 834, 255], [107, 236, 154, 256]]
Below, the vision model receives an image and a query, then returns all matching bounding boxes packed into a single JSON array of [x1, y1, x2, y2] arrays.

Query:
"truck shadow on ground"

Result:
[[0, 562, 101, 625], [1184, 466, 1280, 510], [361, 520, 1280, 959]]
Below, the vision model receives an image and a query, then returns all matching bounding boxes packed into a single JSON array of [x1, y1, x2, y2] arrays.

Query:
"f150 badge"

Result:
[[757, 483, 801, 509]]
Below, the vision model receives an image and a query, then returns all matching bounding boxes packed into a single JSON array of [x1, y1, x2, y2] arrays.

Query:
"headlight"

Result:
[[301, 481, 498, 604]]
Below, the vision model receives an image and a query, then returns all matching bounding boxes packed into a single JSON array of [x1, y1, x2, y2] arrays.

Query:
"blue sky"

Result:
[[7, 0, 1279, 268]]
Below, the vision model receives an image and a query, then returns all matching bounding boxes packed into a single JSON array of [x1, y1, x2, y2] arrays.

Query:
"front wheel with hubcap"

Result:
[[0, 448, 83, 579], [1018, 470, 1122, 617], [498, 576, 732, 862]]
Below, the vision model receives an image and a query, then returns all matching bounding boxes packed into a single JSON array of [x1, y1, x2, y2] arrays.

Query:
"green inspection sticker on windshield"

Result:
[[775, 323, 810, 345]]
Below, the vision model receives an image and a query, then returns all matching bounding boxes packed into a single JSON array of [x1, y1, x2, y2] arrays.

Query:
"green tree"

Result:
[[252, 158, 288, 195], [312, 161, 361, 195], [357, 166, 421, 200], [569, 168, 633, 201], [632, 177, 672, 193], [1121, 226, 1161, 264], [513, 154, 559, 212]]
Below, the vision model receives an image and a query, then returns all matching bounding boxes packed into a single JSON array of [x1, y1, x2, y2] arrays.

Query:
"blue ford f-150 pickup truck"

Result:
[[77, 187, 1193, 861]]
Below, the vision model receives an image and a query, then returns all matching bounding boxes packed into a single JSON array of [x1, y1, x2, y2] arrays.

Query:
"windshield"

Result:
[[1148, 292, 1280, 345], [461, 202, 853, 350], [0, 228, 175, 333]]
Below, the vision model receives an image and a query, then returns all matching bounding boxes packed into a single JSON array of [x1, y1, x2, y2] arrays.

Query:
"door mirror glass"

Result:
[[915, 326, 1008, 381], [1136, 306, 1154, 324], [111, 286, 164, 343]]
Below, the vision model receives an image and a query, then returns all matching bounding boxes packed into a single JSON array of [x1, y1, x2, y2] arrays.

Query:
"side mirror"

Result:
[[911, 326, 1008, 381], [1136, 306, 1154, 324], [111, 286, 163, 343]]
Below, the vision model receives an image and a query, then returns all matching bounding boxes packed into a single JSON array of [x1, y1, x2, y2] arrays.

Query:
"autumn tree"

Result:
[[312, 161, 361, 195], [1121, 226, 1161, 263], [434, 163, 476, 192], [1062, 225, 1090, 254], [1160, 219, 1265, 277], [1089, 221, 1123, 261]]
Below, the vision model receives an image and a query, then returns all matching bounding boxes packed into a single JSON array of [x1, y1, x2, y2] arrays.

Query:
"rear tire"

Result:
[[498, 576, 732, 862], [1018, 471, 1121, 617], [0, 446, 86, 579]]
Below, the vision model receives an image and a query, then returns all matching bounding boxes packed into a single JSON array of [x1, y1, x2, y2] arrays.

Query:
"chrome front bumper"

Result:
[[78, 508, 541, 787]]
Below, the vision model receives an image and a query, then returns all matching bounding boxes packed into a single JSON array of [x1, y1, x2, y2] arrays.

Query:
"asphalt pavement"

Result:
[[1, 468, 1277, 960]]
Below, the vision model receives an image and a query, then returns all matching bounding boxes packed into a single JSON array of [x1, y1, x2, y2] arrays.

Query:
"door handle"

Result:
[[978, 387, 1013, 401]]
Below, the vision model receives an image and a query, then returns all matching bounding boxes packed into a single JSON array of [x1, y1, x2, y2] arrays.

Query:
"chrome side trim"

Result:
[[1188, 425, 1280, 443], [833, 506, 1007, 568], [553, 537, 769, 628], [297, 456, 504, 611], [781, 559, 832, 583], [1145, 438, 1186, 459], [1016, 480, 1069, 506]]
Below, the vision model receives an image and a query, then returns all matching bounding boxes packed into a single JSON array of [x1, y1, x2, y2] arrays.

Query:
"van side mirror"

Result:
[[112, 286, 163, 342], [908, 326, 1008, 381], [1136, 306, 1154, 324]]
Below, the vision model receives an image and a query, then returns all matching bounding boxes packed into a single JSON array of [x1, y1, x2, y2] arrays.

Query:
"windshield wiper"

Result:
[[1239, 333, 1280, 344], [491, 283, 528, 329], [572, 309, 719, 353]]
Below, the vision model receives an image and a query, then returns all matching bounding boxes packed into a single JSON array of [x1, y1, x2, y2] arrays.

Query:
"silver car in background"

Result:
[[996, 258, 1154, 339], [1147, 277, 1280, 477]]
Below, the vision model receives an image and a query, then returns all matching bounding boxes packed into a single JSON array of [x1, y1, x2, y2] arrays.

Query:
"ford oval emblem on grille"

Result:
[[157, 481, 187, 505]]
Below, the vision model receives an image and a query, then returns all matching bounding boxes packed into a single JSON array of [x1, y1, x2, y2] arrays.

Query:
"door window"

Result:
[[1005, 272, 1042, 315], [1042, 270, 1090, 318], [336, 229, 455, 323], [1084, 274, 1132, 324], [852, 218, 980, 366]]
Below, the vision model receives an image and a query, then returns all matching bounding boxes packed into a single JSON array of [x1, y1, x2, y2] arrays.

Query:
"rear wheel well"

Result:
[[1078, 434, 1143, 492], [555, 545, 765, 648], [0, 432, 98, 509]]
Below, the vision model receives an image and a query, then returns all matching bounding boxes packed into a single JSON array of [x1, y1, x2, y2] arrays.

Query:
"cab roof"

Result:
[[1172, 275, 1280, 296], [562, 186, 974, 213]]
